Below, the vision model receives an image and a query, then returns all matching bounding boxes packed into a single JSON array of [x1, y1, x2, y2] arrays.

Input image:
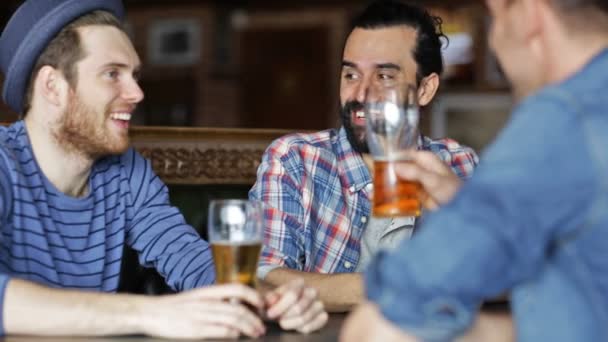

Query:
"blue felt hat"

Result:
[[0, 0, 125, 113]]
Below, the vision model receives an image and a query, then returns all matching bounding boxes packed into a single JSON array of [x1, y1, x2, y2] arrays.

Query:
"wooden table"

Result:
[[0, 314, 345, 342], [0, 308, 513, 342]]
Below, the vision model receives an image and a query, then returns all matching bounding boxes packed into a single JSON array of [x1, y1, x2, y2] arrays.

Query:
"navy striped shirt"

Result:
[[0, 121, 215, 333]]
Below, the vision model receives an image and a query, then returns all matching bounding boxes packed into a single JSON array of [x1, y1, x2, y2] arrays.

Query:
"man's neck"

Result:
[[24, 117, 94, 198], [543, 25, 608, 86]]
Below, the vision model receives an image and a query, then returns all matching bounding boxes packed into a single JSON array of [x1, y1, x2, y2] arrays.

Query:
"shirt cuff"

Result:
[[0, 275, 11, 336], [365, 251, 474, 342], [257, 264, 281, 280]]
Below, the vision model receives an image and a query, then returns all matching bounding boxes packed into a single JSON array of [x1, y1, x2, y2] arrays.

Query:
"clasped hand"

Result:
[[141, 278, 328, 339]]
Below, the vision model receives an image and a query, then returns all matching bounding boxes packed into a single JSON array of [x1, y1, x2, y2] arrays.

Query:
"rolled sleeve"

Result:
[[250, 142, 306, 273], [257, 264, 281, 280], [427, 138, 479, 180]]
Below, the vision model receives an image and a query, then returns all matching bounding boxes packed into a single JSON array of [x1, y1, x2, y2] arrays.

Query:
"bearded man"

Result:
[[249, 0, 479, 312], [0, 0, 328, 338]]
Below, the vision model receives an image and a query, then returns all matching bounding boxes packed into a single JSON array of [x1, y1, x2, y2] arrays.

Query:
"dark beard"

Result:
[[340, 101, 369, 154]]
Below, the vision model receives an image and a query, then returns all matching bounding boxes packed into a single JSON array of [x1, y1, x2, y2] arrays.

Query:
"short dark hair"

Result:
[[22, 10, 124, 115], [350, 0, 447, 84]]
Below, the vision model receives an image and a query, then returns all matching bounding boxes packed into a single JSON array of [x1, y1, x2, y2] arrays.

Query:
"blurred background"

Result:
[[0, 0, 515, 294], [0, 0, 513, 153]]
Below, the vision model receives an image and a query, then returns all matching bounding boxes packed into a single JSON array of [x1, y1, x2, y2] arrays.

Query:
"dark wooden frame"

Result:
[[129, 126, 291, 185]]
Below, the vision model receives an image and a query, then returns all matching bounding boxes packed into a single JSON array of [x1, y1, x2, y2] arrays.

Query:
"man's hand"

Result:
[[264, 268, 363, 312], [396, 151, 463, 210], [139, 284, 266, 339], [264, 278, 329, 333], [340, 301, 419, 342]]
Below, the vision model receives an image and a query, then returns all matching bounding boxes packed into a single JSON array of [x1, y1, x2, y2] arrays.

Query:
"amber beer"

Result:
[[211, 241, 262, 287], [373, 158, 421, 217]]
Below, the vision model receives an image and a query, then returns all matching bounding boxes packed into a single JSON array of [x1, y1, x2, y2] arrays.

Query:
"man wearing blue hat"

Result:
[[0, 0, 327, 338]]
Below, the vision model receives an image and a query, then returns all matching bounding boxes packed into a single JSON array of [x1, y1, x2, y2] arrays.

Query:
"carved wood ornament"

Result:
[[130, 126, 291, 185]]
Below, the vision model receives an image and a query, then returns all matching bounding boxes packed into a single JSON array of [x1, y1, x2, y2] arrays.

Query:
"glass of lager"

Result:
[[207, 199, 263, 287], [365, 83, 422, 217]]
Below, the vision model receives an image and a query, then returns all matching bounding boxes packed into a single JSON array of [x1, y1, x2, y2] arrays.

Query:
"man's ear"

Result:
[[34, 66, 69, 109], [417, 73, 439, 106], [522, 0, 545, 59]]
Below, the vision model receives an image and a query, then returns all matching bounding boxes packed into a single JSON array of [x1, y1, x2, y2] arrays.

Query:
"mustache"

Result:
[[340, 100, 369, 154], [341, 101, 364, 115]]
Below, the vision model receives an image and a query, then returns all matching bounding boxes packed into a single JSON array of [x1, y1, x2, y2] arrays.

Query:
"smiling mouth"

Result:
[[110, 112, 132, 121], [355, 110, 365, 119]]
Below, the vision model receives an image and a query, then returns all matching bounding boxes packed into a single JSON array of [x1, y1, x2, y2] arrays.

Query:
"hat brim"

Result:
[[1, 0, 124, 113]]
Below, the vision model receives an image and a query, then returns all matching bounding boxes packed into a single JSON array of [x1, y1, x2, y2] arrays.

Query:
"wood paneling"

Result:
[[129, 125, 292, 185]]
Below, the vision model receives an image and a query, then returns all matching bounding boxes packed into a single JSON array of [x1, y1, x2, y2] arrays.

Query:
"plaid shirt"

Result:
[[249, 127, 479, 277]]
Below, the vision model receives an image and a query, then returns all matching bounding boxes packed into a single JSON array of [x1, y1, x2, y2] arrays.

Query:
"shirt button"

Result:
[[361, 216, 368, 223], [344, 261, 353, 269], [349, 185, 356, 193]]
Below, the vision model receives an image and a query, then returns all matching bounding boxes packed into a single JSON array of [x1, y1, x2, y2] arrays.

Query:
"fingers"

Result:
[[394, 161, 442, 195], [265, 278, 305, 319], [394, 152, 462, 208], [281, 300, 328, 333], [198, 326, 240, 340], [412, 151, 453, 175], [297, 310, 329, 334], [264, 289, 280, 308], [265, 279, 328, 334], [421, 195, 440, 211], [394, 157, 443, 187], [174, 285, 266, 338], [195, 283, 264, 310], [197, 302, 266, 338], [143, 297, 265, 340], [280, 286, 317, 320]]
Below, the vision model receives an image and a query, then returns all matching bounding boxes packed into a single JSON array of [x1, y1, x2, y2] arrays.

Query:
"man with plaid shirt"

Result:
[[249, 0, 478, 312]]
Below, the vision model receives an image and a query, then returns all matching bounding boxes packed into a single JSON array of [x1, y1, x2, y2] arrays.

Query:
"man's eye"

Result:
[[105, 70, 119, 79], [378, 73, 394, 80], [343, 72, 359, 81]]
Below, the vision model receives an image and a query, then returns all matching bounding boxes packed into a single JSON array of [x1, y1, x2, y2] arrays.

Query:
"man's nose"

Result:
[[354, 77, 372, 103], [122, 78, 144, 104]]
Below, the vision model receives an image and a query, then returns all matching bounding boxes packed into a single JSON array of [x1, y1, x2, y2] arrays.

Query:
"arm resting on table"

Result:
[[4, 278, 147, 336], [265, 268, 362, 312]]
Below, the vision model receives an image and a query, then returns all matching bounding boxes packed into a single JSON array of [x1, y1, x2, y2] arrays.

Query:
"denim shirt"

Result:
[[365, 48, 608, 341]]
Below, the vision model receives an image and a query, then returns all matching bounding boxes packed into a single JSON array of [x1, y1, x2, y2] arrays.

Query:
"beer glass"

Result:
[[207, 199, 263, 287], [365, 84, 422, 217]]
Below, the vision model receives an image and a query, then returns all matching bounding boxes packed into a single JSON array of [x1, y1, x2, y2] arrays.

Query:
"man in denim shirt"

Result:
[[341, 0, 608, 341]]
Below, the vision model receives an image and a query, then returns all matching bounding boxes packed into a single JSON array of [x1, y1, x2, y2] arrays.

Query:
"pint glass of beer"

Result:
[[207, 199, 263, 287], [365, 84, 422, 217]]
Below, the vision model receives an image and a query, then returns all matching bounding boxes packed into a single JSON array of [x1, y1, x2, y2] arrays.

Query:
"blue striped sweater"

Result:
[[0, 121, 215, 333]]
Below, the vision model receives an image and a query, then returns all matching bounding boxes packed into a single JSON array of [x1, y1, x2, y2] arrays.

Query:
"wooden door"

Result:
[[237, 26, 334, 130]]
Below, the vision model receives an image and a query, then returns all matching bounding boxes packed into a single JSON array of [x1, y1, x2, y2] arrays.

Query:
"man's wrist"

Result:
[[121, 294, 156, 335]]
